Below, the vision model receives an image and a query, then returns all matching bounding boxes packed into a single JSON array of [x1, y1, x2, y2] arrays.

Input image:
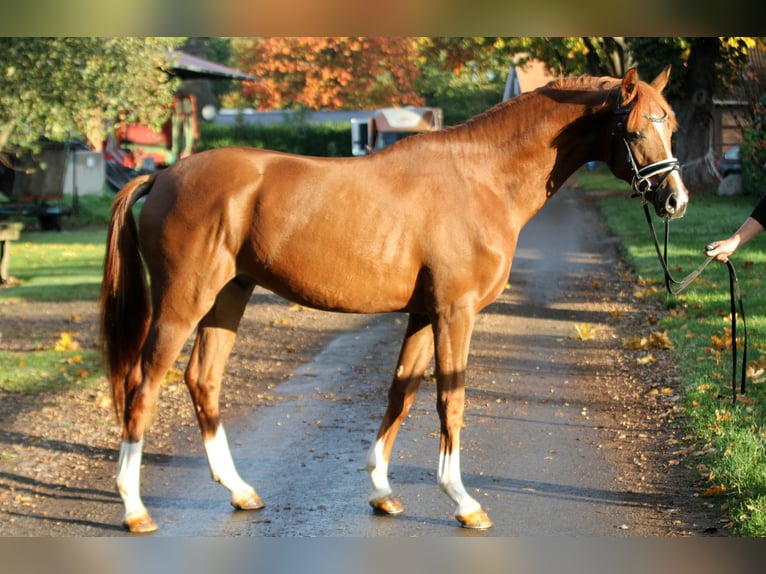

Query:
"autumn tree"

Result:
[[231, 37, 425, 110], [423, 37, 593, 77], [0, 37, 185, 160]]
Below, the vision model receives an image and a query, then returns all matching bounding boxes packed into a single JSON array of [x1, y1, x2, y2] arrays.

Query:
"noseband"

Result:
[[614, 92, 681, 203]]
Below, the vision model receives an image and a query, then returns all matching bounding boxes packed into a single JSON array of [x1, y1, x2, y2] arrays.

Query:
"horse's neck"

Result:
[[473, 92, 611, 194], [443, 88, 614, 227]]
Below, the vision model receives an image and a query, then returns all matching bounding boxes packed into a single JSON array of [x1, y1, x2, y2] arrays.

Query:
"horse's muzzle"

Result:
[[651, 184, 688, 220]]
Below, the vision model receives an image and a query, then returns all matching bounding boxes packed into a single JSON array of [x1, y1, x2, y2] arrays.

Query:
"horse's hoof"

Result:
[[231, 490, 265, 511], [369, 494, 404, 515], [456, 508, 493, 529], [123, 512, 158, 534]]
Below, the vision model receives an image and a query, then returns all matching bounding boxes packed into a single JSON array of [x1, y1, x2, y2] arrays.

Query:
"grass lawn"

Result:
[[578, 165, 766, 536], [0, 194, 108, 395], [1, 229, 107, 302]]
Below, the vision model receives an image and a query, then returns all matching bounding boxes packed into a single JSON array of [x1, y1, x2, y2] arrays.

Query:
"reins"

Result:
[[640, 202, 747, 405]]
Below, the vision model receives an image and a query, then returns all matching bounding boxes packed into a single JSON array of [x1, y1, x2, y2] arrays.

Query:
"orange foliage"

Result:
[[234, 37, 425, 110]]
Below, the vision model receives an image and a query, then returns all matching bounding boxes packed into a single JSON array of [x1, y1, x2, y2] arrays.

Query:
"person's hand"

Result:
[[704, 237, 740, 262]]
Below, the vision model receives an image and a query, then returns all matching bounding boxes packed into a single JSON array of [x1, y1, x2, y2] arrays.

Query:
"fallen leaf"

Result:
[[163, 367, 184, 384], [622, 336, 647, 350], [53, 332, 80, 352], [573, 323, 596, 341], [746, 364, 765, 384], [715, 409, 733, 422], [710, 329, 732, 350], [647, 331, 673, 349], [622, 331, 672, 350], [96, 394, 112, 410], [702, 484, 727, 497]]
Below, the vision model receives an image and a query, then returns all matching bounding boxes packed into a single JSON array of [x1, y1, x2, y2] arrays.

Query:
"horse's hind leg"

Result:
[[367, 313, 434, 515], [117, 317, 199, 533], [184, 277, 264, 512]]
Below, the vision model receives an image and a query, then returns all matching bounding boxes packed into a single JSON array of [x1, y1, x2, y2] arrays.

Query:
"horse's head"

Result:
[[611, 66, 688, 220]]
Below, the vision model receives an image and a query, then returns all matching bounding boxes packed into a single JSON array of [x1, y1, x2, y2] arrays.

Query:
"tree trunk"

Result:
[[675, 39, 720, 189]]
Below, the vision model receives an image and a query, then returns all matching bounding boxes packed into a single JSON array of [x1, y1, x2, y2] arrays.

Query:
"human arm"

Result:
[[705, 216, 765, 262]]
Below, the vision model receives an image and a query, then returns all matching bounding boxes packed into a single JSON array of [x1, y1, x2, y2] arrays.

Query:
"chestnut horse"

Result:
[[100, 66, 688, 533]]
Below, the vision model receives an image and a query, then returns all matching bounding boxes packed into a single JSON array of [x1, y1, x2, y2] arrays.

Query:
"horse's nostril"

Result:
[[666, 195, 677, 213], [665, 191, 687, 218]]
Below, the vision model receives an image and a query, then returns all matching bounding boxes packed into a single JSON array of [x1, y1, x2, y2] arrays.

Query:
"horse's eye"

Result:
[[627, 130, 645, 142]]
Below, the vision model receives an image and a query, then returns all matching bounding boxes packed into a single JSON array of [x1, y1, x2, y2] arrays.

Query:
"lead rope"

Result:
[[642, 203, 747, 404]]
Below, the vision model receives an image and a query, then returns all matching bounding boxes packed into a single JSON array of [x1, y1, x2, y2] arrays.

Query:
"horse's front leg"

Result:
[[433, 304, 492, 529], [367, 313, 433, 515], [185, 279, 264, 512]]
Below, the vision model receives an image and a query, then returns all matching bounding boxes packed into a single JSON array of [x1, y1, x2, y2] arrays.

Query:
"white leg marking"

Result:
[[116, 440, 148, 521], [365, 438, 392, 501], [438, 450, 481, 516], [204, 424, 254, 501]]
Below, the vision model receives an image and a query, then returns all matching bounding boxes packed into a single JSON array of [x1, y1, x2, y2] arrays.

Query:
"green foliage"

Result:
[[511, 37, 593, 75], [416, 37, 508, 117], [741, 94, 766, 196], [625, 37, 753, 101], [623, 37, 690, 97], [432, 83, 505, 125], [0, 37, 185, 155], [198, 122, 352, 157], [416, 63, 505, 124]]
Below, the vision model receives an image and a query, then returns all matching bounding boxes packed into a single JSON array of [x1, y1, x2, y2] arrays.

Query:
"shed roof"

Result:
[[166, 51, 259, 82]]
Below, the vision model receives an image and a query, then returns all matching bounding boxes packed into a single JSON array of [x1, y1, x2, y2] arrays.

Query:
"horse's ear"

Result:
[[621, 67, 639, 107], [650, 65, 672, 93]]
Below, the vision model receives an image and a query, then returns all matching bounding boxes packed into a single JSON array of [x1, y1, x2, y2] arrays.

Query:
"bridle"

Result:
[[613, 91, 681, 204], [613, 91, 747, 404]]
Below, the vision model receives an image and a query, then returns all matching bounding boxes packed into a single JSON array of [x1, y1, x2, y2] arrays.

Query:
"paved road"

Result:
[[136, 186, 678, 537]]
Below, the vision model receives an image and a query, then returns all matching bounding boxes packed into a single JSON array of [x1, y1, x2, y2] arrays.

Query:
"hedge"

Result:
[[198, 121, 352, 157]]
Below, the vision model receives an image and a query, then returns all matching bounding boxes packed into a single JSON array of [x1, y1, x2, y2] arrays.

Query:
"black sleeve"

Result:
[[750, 194, 766, 228]]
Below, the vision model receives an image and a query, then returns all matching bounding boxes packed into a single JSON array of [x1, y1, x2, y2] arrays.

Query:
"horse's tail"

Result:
[[99, 174, 155, 421]]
